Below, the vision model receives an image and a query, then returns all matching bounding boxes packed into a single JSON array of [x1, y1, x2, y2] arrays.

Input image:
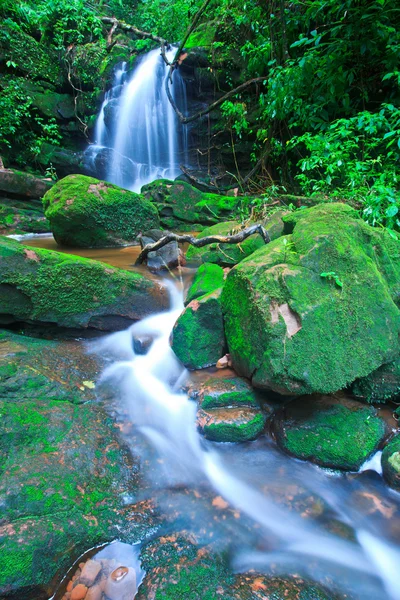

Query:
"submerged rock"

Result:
[[186, 213, 285, 266], [141, 179, 241, 230], [0, 235, 168, 330], [273, 394, 387, 470], [43, 174, 160, 248], [221, 203, 400, 395], [382, 434, 400, 491], [171, 288, 226, 369]]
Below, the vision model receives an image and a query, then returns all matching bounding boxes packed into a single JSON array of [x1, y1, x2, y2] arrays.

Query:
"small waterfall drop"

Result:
[[87, 47, 188, 192], [91, 283, 400, 600]]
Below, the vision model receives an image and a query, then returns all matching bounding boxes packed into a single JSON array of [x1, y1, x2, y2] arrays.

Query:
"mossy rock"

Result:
[[197, 406, 267, 442], [141, 179, 241, 229], [43, 174, 160, 248], [0, 395, 145, 599], [382, 434, 400, 491], [37, 143, 86, 178], [0, 200, 49, 235], [171, 288, 226, 369], [0, 169, 54, 199], [221, 203, 400, 395], [273, 395, 386, 470], [352, 357, 400, 403], [0, 235, 167, 329], [186, 212, 285, 266], [185, 263, 225, 304], [192, 374, 263, 409]]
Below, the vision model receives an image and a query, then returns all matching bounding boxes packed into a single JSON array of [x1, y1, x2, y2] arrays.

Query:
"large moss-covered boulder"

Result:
[[185, 263, 225, 304], [0, 169, 53, 199], [352, 357, 400, 403], [186, 213, 285, 266], [141, 179, 241, 230], [43, 174, 160, 248], [221, 203, 400, 395], [273, 395, 386, 470], [171, 288, 226, 369], [0, 236, 167, 329], [382, 435, 400, 491]]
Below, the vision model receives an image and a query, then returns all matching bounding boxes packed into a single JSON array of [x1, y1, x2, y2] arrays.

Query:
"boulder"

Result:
[[171, 288, 226, 369], [273, 395, 387, 470], [38, 143, 86, 178], [0, 169, 53, 199], [382, 434, 400, 491], [43, 174, 160, 248], [139, 229, 183, 271], [221, 204, 400, 395], [352, 357, 400, 403], [185, 263, 225, 304], [0, 198, 49, 235], [0, 235, 168, 330], [186, 213, 285, 266], [141, 179, 241, 230]]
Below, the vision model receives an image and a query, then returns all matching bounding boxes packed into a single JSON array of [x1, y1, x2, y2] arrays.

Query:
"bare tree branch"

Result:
[[135, 224, 271, 265]]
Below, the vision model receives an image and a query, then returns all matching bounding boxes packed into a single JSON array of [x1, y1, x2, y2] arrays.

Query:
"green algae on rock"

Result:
[[186, 212, 285, 266], [0, 199, 49, 235], [197, 406, 267, 442], [43, 174, 160, 248], [171, 288, 226, 369], [382, 434, 400, 491], [185, 263, 225, 305], [141, 179, 241, 230], [0, 235, 167, 329], [193, 373, 264, 409], [273, 395, 387, 470], [352, 357, 400, 403], [221, 203, 400, 395]]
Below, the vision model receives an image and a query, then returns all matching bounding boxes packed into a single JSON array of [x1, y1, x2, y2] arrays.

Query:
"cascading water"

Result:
[[92, 282, 400, 600], [87, 47, 188, 192]]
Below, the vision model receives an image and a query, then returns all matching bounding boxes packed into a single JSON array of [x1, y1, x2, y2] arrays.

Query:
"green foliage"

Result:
[[320, 272, 343, 289]]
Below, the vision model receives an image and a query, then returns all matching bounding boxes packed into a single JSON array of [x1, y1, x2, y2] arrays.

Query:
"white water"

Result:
[[93, 283, 400, 600], [87, 48, 188, 192]]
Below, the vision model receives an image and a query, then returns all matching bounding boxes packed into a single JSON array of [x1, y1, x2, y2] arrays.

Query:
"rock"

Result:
[[221, 203, 400, 395], [0, 168, 53, 199], [43, 174, 160, 248], [103, 567, 136, 600], [191, 373, 265, 409], [171, 288, 226, 369], [0, 199, 50, 235], [197, 407, 267, 442], [185, 263, 225, 305], [85, 582, 104, 600], [79, 560, 102, 587], [216, 354, 232, 369], [133, 335, 153, 355], [0, 235, 168, 330], [382, 435, 400, 491], [38, 143, 86, 178], [273, 395, 387, 470], [139, 229, 183, 271], [352, 357, 400, 402], [70, 584, 88, 600], [103, 98, 121, 130], [83, 146, 134, 183], [141, 179, 241, 230], [186, 213, 285, 266]]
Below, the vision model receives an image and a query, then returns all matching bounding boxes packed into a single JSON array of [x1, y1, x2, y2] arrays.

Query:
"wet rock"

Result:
[[382, 434, 400, 491], [0, 168, 53, 199], [103, 98, 120, 130], [191, 373, 264, 409], [197, 406, 267, 442], [85, 582, 104, 600], [273, 394, 387, 470], [186, 213, 285, 266], [221, 203, 400, 395], [38, 143, 86, 178], [139, 229, 183, 271], [133, 334, 153, 355], [43, 174, 160, 248], [171, 288, 226, 369], [185, 262, 225, 305], [0, 235, 168, 330], [141, 179, 241, 230], [352, 356, 400, 403], [0, 198, 50, 235], [80, 559, 102, 587], [103, 566, 137, 599], [70, 583, 88, 600]]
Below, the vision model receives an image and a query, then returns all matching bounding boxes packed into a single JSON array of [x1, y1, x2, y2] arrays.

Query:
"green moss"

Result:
[[200, 408, 267, 442], [185, 22, 217, 49], [186, 263, 225, 304], [171, 289, 226, 369], [200, 375, 261, 409], [0, 235, 165, 328], [221, 203, 400, 395], [352, 356, 400, 402], [43, 174, 160, 248], [0, 202, 50, 234], [382, 434, 400, 491], [273, 395, 386, 470]]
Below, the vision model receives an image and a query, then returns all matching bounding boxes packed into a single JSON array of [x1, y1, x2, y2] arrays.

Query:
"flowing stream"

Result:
[[92, 282, 400, 600], [87, 47, 188, 192]]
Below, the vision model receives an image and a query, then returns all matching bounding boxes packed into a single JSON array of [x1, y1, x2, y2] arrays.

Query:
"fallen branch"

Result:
[[135, 224, 271, 265]]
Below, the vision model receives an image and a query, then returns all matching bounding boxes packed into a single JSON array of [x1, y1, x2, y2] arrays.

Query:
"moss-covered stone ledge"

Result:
[[0, 235, 168, 330]]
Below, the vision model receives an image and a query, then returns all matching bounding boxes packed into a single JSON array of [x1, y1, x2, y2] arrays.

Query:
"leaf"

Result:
[[82, 380, 95, 389], [386, 205, 399, 218]]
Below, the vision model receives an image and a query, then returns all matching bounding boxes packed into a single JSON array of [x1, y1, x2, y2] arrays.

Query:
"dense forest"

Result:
[[1, 0, 399, 230]]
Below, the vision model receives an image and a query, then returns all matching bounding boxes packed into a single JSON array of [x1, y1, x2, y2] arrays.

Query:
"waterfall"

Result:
[[86, 47, 188, 193], [91, 283, 400, 600]]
